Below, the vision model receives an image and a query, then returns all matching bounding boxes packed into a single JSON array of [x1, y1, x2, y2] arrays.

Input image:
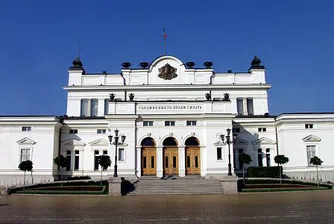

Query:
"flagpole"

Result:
[[164, 37, 166, 55]]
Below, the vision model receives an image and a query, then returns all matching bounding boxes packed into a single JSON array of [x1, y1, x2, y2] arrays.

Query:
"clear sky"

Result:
[[1, 1, 334, 116]]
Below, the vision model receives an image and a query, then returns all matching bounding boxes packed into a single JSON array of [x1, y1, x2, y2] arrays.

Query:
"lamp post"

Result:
[[108, 129, 126, 177], [220, 128, 237, 176]]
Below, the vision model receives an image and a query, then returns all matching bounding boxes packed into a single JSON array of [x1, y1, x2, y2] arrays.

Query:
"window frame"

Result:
[[186, 121, 197, 126], [21, 127, 32, 132], [306, 145, 316, 166], [97, 129, 107, 134], [305, 124, 314, 129], [143, 121, 154, 127], [118, 148, 125, 162], [165, 121, 176, 126], [20, 148, 31, 163], [216, 147, 223, 161], [69, 129, 78, 134]]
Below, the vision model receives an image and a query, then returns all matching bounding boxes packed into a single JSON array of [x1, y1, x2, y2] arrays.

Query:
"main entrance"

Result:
[[163, 137, 179, 175], [185, 137, 201, 175], [141, 137, 156, 175]]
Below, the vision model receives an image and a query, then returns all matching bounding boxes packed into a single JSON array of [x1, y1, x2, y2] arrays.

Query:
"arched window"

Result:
[[163, 137, 178, 146], [141, 137, 156, 146], [185, 137, 200, 146]]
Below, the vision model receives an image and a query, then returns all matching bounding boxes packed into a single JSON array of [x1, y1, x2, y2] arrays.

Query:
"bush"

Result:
[[248, 166, 282, 178]]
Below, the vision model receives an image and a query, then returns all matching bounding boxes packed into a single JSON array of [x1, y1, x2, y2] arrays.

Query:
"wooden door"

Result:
[[142, 147, 156, 175], [186, 147, 201, 175], [164, 147, 178, 175]]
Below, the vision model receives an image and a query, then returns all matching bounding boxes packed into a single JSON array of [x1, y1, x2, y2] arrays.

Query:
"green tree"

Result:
[[54, 155, 69, 186], [18, 160, 33, 190], [310, 156, 323, 187], [98, 155, 111, 185], [238, 153, 252, 185], [274, 155, 289, 184]]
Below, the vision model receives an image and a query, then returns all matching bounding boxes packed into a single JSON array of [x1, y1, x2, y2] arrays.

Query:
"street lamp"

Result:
[[108, 129, 126, 177], [220, 128, 237, 176]]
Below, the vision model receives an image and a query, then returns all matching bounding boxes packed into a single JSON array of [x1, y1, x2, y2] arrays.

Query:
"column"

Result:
[[178, 146, 185, 177], [156, 146, 163, 177], [136, 146, 141, 177], [200, 146, 206, 177]]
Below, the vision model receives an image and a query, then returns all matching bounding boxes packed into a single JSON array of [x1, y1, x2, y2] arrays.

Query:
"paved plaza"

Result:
[[0, 191, 333, 223]]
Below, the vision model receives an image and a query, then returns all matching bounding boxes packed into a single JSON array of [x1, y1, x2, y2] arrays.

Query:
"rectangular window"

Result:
[[66, 150, 71, 171], [247, 98, 254, 116], [118, 148, 125, 161], [306, 145, 316, 166], [20, 149, 30, 162], [237, 98, 243, 115], [69, 129, 78, 134], [173, 156, 177, 168], [186, 121, 197, 126], [258, 128, 267, 132], [94, 150, 99, 171], [266, 148, 271, 167], [104, 99, 109, 115], [151, 156, 155, 168], [74, 150, 79, 171], [91, 99, 98, 117], [165, 121, 175, 126], [187, 156, 191, 168], [305, 124, 314, 129], [103, 150, 108, 155], [217, 147, 222, 160], [233, 128, 240, 133], [258, 148, 263, 167], [22, 127, 32, 132], [143, 121, 153, 126], [97, 129, 107, 134], [81, 99, 89, 117]]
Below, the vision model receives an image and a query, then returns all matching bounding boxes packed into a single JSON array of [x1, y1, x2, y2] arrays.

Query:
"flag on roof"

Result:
[[163, 29, 167, 39]]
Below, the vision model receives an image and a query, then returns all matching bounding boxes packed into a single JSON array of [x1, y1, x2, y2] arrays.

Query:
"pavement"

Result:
[[0, 190, 333, 223]]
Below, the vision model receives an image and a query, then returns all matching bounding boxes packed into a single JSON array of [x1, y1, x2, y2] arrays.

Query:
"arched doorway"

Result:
[[185, 137, 201, 175], [141, 137, 156, 176], [163, 137, 178, 176]]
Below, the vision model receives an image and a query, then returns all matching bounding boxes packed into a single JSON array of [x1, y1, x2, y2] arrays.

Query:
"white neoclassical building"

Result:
[[1, 55, 334, 186]]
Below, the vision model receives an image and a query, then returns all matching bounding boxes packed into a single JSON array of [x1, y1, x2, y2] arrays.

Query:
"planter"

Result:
[[204, 61, 213, 68], [122, 62, 131, 69]]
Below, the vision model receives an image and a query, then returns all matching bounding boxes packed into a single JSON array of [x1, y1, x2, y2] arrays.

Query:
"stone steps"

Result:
[[127, 177, 223, 195]]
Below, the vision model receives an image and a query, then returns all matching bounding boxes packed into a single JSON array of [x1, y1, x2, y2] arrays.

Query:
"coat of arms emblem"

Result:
[[158, 63, 178, 80]]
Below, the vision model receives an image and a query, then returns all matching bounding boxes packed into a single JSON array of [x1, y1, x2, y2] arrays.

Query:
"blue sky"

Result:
[[0, 1, 334, 115]]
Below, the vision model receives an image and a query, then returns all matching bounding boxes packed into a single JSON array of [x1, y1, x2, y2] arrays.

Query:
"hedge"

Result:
[[247, 166, 282, 178]]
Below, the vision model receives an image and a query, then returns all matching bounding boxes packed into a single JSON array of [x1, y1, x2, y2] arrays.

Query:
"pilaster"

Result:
[[156, 146, 163, 177], [178, 146, 185, 177]]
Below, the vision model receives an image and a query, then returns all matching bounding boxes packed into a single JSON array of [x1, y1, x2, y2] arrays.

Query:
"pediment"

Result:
[[89, 139, 109, 146], [214, 140, 226, 146], [234, 138, 248, 145], [302, 134, 321, 142], [61, 139, 86, 146], [17, 137, 36, 145], [252, 137, 275, 145]]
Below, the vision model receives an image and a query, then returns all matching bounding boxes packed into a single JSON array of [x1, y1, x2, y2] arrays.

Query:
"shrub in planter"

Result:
[[247, 166, 282, 178]]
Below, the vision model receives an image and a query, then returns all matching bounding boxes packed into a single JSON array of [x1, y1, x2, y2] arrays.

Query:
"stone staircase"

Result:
[[127, 176, 223, 195]]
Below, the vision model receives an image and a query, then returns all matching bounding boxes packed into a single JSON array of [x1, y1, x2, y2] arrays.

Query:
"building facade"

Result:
[[1, 55, 334, 186]]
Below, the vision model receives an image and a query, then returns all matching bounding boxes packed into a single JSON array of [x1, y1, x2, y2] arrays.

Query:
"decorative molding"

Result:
[[190, 132, 195, 136], [17, 137, 36, 145], [234, 137, 248, 145], [158, 63, 178, 80], [168, 132, 173, 137], [302, 134, 321, 142], [61, 139, 86, 146], [252, 137, 275, 145], [214, 140, 226, 146], [146, 133, 151, 137], [89, 139, 109, 146]]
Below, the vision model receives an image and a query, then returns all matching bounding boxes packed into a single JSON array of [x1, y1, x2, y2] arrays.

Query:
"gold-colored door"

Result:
[[164, 147, 178, 175], [142, 147, 156, 175], [186, 147, 201, 175]]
